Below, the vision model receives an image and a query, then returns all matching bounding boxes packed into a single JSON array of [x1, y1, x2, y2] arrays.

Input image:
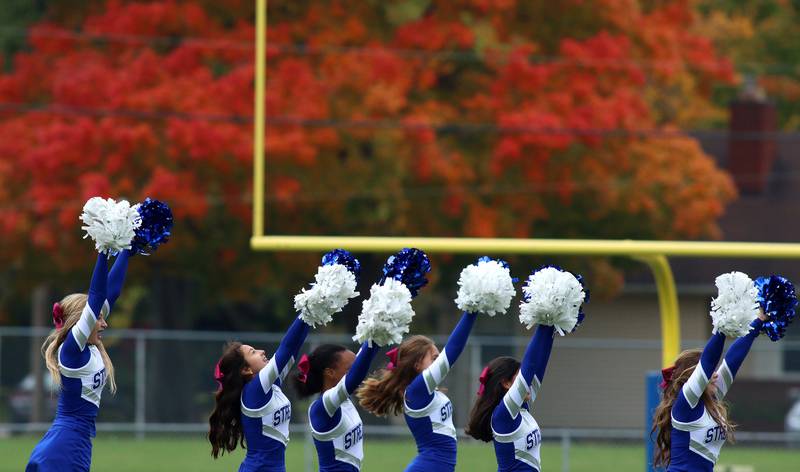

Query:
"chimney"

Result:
[[728, 75, 777, 194]]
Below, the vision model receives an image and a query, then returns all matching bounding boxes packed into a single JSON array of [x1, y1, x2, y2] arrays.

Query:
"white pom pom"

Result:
[[80, 197, 141, 254], [710, 271, 759, 338], [294, 264, 359, 328], [455, 259, 516, 316], [353, 279, 415, 346], [519, 267, 585, 335]]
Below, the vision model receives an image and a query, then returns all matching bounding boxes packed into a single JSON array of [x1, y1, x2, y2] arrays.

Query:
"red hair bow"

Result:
[[660, 365, 676, 390], [297, 354, 310, 383], [52, 303, 65, 330], [386, 347, 399, 371], [477, 366, 491, 396], [213, 361, 224, 391]]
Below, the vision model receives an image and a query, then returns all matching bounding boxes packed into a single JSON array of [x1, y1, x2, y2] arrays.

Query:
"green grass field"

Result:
[[3, 436, 798, 471]]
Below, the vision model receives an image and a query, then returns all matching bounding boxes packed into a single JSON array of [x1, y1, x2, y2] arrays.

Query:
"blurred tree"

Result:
[[0, 0, 736, 327], [696, 0, 800, 128]]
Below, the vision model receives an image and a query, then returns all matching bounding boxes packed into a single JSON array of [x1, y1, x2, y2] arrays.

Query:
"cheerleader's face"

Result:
[[240, 344, 268, 374], [416, 345, 440, 372], [327, 350, 356, 384], [87, 314, 107, 345]]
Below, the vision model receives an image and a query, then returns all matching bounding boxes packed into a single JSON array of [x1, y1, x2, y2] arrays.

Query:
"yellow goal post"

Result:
[[249, 0, 800, 368]]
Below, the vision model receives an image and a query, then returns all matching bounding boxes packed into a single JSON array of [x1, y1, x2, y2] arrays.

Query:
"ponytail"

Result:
[[293, 344, 347, 398], [466, 356, 520, 442], [651, 349, 735, 467], [357, 335, 433, 417], [208, 342, 248, 458]]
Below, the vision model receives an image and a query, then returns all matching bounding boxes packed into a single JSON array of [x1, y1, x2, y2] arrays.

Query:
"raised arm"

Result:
[[502, 324, 555, 419], [106, 249, 131, 311], [258, 316, 311, 393], [716, 318, 764, 400], [673, 331, 725, 421], [316, 342, 380, 423], [406, 311, 477, 409], [61, 254, 108, 366]]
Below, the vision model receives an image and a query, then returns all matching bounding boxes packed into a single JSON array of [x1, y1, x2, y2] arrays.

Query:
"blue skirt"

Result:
[[27, 425, 92, 472], [239, 451, 286, 472], [404, 454, 456, 472]]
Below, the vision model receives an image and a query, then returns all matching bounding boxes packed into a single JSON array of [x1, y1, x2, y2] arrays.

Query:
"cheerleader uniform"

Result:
[[239, 315, 310, 472], [668, 319, 763, 471], [403, 311, 477, 472], [309, 342, 380, 472], [491, 324, 554, 472], [27, 251, 131, 472]]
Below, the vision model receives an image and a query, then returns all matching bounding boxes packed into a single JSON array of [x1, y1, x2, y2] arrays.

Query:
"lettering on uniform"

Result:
[[440, 401, 453, 422], [704, 426, 726, 444], [343, 424, 363, 450], [525, 429, 541, 450], [273, 403, 291, 427], [92, 368, 107, 389]]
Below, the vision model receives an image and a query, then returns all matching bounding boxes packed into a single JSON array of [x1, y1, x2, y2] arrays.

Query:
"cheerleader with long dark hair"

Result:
[[208, 250, 361, 472], [466, 266, 588, 472], [358, 257, 516, 472], [294, 341, 380, 471], [651, 272, 795, 471]]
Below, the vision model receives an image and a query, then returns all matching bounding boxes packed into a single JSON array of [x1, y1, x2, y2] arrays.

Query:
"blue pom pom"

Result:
[[755, 275, 798, 341], [131, 198, 173, 255], [322, 249, 361, 282], [573, 273, 590, 333], [380, 248, 431, 298]]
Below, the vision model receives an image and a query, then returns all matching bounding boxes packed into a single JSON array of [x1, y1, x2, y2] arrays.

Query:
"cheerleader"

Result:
[[209, 249, 361, 472], [208, 315, 309, 471], [294, 342, 380, 471], [465, 324, 553, 472], [466, 265, 587, 472], [357, 317, 473, 472], [651, 271, 795, 471], [26, 250, 132, 472], [357, 255, 515, 472]]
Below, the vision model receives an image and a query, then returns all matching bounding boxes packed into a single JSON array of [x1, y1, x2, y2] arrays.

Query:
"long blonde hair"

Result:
[[42, 293, 116, 394], [651, 349, 734, 467], [357, 335, 434, 417]]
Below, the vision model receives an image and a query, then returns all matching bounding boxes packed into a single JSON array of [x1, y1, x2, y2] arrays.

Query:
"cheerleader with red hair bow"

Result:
[[466, 266, 588, 472], [27, 196, 170, 472], [208, 250, 361, 472], [650, 270, 795, 471], [358, 256, 516, 472], [294, 342, 381, 472]]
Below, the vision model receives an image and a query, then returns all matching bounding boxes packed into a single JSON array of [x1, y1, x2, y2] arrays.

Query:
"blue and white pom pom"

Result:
[[710, 271, 760, 338], [755, 275, 798, 341], [354, 248, 431, 346], [295, 249, 360, 328], [455, 256, 516, 316], [80, 197, 141, 255], [519, 266, 586, 335], [379, 248, 431, 297], [131, 198, 173, 255]]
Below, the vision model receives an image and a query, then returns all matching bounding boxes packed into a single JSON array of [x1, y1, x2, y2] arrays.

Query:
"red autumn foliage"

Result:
[[0, 0, 736, 303]]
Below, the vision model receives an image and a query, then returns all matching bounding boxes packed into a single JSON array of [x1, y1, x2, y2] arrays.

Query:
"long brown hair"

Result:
[[208, 342, 250, 458], [466, 356, 520, 442], [651, 349, 735, 467], [42, 293, 116, 394], [357, 335, 434, 417]]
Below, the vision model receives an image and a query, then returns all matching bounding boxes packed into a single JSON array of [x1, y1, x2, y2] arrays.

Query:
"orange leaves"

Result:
[[0, 0, 739, 287]]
